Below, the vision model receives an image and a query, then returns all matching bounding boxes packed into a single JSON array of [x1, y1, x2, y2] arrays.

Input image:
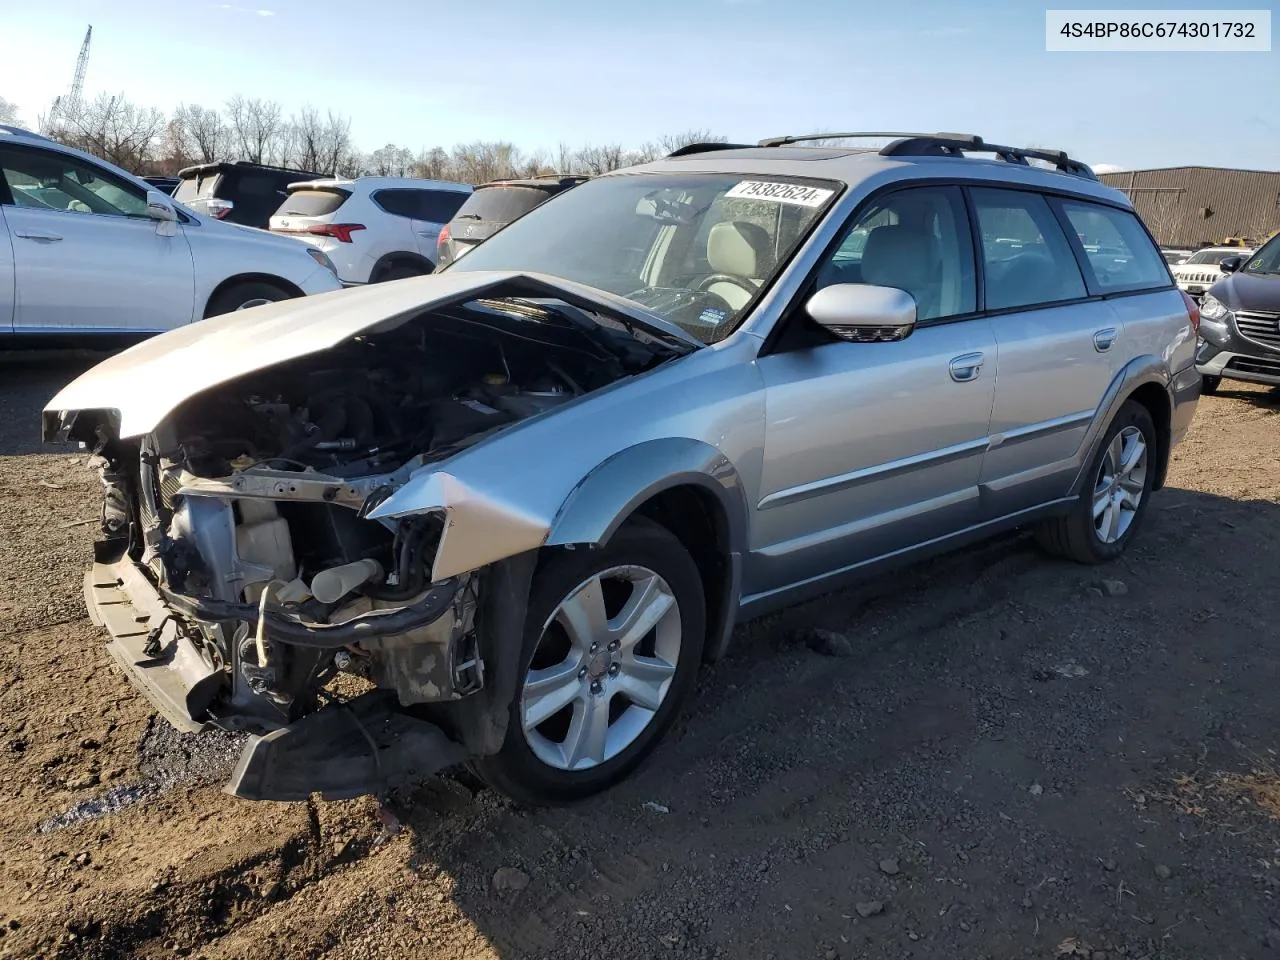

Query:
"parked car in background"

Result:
[[174, 160, 327, 229], [1195, 233, 1280, 393], [143, 175, 181, 195], [1160, 247, 1192, 265], [0, 126, 341, 342], [44, 131, 1199, 807], [268, 176, 471, 283], [436, 175, 588, 268], [1171, 245, 1254, 301]]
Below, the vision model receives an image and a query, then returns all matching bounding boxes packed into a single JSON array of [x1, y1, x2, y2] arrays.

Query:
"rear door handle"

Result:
[[949, 352, 985, 383], [1093, 327, 1118, 352], [15, 231, 63, 242]]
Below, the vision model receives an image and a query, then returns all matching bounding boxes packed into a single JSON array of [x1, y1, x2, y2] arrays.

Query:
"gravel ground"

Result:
[[1, 351, 1279, 960]]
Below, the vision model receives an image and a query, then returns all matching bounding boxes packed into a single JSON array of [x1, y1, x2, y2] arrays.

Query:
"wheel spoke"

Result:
[[522, 660, 584, 730], [1092, 488, 1110, 520], [1119, 433, 1145, 474], [1104, 493, 1124, 541], [555, 575, 608, 652], [616, 655, 676, 710], [562, 694, 611, 769], [611, 574, 676, 651], [1107, 434, 1124, 476], [1119, 485, 1143, 510]]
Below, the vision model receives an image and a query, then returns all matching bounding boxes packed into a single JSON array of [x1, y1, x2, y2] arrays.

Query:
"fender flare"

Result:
[[546, 437, 749, 661], [370, 251, 434, 281], [1069, 354, 1173, 496]]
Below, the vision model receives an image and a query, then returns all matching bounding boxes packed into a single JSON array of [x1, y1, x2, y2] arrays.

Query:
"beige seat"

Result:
[[705, 221, 775, 310]]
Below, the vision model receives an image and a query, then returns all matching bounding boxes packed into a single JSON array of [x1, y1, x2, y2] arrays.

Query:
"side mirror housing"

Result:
[[805, 283, 917, 342], [146, 190, 178, 222], [1219, 255, 1244, 274]]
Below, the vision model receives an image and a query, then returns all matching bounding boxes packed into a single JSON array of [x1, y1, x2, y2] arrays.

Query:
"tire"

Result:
[[1035, 400, 1157, 565], [1201, 375, 1221, 395], [204, 281, 291, 318], [374, 262, 430, 283], [472, 518, 706, 805]]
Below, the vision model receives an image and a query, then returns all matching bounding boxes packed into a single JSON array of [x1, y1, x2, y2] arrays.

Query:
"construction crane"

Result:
[[47, 25, 92, 129]]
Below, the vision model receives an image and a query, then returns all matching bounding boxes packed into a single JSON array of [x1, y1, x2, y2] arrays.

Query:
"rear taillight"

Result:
[[206, 198, 234, 220], [306, 223, 366, 243], [437, 223, 450, 251], [1181, 290, 1200, 333]]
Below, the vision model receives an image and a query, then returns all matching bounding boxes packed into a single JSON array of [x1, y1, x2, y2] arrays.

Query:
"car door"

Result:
[[0, 204, 14, 334], [0, 144, 195, 333], [969, 187, 1124, 517], [408, 189, 470, 264], [750, 185, 998, 600]]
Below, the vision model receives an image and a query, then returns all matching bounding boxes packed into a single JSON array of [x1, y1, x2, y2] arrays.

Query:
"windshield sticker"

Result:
[[698, 307, 728, 325], [724, 181, 834, 207]]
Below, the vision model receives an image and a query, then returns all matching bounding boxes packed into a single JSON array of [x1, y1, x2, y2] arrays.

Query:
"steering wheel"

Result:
[[696, 273, 756, 301]]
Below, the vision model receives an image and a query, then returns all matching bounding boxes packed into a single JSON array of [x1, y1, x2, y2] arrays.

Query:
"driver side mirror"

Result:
[[805, 283, 916, 343], [1219, 255, 1244, 274], [146, 190, 178, 222]]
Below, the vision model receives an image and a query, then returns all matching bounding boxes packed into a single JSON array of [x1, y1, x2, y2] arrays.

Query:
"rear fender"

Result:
[[1069, 355, 1173, 495]]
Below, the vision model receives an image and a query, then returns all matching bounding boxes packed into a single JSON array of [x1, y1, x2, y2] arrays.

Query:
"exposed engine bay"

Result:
[[78, 296, 679, 798]]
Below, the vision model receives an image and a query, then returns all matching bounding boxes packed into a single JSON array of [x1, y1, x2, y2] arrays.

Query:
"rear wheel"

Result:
[[1035, 400, 1157, 564], [204, 281, 291, 318], [374, 261, 431, 283], [1201, 375, 1221, 395], [472, 519, 705, 805]]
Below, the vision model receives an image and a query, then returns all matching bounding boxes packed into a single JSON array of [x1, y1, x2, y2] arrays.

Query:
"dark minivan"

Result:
[[436, 175, 587, 268], [1195, 233, 1280, 393], [174, 161, 327, 229]]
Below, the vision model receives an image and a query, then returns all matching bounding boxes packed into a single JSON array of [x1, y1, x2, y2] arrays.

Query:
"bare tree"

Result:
[[226, 95, 284, 164], [174, 104, 229, 163], [633, 129, 728, 163], [410, 146, 451, 180], [449, 141, 522, 184], [0, 96, 19, 126], [49, 93, 166, 172], [555, 142, 576, 175], [574, 143, 625, 175], [291, 106, 352, 173], [365, 143, 414, 177]]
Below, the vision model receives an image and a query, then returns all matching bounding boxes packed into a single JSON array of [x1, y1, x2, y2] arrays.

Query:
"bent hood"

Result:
[[43, 270, 700, 442]]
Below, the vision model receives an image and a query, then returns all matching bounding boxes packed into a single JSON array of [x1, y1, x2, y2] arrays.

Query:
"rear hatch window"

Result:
[[275, 188, 351, 218], [174, 172, 220, 203], [451, 185, 558, 242]]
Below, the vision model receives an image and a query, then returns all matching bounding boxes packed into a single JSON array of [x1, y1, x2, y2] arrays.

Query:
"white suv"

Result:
[[0, 126, 342, 340], [269, 177, 472, 284]]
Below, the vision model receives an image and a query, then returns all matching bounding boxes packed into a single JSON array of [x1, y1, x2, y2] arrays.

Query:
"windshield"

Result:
[[1243, 235, 1280, 275], [1186, 248, 1237, 264], [445, 172, 840, 343]]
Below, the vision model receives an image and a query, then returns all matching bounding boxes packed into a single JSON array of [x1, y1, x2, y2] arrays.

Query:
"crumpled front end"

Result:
[[55, 289, 679, 800]]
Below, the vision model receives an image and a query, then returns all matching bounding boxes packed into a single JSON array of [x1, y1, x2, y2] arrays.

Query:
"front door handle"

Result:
[[1093, 327, 1118, 352], [949, 352, 985, 383], [15, 231, 63, 243]]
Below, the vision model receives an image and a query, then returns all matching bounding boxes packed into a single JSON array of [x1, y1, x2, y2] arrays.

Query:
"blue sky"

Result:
[[1, 0, 1276, 170]]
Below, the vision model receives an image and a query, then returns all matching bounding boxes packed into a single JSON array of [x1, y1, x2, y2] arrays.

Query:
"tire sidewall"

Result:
[[206, 281, 289, 318], [1077, 401, 1157, 561], [476, 521, 706, 804]]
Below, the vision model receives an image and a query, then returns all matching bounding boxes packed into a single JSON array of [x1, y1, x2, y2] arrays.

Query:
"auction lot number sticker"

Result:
[[1046, 9, 1271, 50], [725, 181, 835, 207]]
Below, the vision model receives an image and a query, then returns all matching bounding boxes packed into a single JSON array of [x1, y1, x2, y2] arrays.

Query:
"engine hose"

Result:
[[360, 522, 430, 602], [157, 577, 459, 649]]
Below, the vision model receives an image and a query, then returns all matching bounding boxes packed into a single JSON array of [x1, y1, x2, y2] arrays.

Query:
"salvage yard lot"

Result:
[[1, 353, 1279, 960]]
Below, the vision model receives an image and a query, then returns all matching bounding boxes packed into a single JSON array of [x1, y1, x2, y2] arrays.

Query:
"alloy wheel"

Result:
[[1093, 425, 1147, 544], [520, 565, 682, 772]]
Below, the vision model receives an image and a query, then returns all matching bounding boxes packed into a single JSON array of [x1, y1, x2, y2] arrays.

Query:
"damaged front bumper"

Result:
[[86, 550, 475, 801]]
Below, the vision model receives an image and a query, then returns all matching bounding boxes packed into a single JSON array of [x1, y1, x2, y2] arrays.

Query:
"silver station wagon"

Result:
[[44, 132, 1202, 805]]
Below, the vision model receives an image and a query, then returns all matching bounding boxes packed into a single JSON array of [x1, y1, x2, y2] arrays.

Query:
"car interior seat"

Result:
[[859, 224, 941, 319], [705, 220, 776, 310]]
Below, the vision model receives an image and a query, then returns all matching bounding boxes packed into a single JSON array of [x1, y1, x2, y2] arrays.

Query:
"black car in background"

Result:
[[174, 160, 327, 229], [436, 175, 587, 268], [1195, 233, 1280, 393]]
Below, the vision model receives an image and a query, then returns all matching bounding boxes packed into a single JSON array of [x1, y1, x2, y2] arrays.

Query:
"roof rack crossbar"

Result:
[[757, 131, 978, 148], [665, 141, 755, 158], [878, 134, 1097, 180]]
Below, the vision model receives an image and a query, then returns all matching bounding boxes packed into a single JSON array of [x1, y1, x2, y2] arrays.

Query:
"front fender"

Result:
[[547, 437, 749, 555]]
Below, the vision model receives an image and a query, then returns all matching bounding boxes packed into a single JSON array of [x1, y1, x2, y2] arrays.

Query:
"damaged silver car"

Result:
[[44, 133, 1202, 805]]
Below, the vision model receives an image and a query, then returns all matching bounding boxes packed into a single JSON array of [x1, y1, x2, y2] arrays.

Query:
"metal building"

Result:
[[1098, 166, 1280, 249]]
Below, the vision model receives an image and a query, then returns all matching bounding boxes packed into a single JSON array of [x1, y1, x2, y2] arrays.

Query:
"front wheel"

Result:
[[472, 519, 706, 805], [1035, 400, 1157, 564], [204, 281, 291, 318]]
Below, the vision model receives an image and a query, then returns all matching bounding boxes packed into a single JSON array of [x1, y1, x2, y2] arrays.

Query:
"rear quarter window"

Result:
[[276, 189, 350, 217], [1057, 200, 1172, 293]]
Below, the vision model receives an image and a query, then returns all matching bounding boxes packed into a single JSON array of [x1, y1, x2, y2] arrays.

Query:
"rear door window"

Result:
[[279, 188, 350, 217], [970, 188, 1088, 310], [414, 189, 469, 224], [1056, 200, 1172, 293]]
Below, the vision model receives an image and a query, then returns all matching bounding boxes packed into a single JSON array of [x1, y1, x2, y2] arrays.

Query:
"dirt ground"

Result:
[[2, 352, 1279, 960]]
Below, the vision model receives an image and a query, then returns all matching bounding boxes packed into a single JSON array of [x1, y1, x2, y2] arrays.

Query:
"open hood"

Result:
[[43, 271, 700, 442]]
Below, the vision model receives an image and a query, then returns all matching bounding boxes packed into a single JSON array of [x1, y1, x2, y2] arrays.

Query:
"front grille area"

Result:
[[1226, 355, 1280, 378], [1234, 310, 1280, 351], [1178, 271, 1221, 286]]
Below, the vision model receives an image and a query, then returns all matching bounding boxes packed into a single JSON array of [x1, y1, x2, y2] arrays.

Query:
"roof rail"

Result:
[[0, 124, 52, 142], [666, 141, 755, 158], [755, 131, 1096, 180]]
